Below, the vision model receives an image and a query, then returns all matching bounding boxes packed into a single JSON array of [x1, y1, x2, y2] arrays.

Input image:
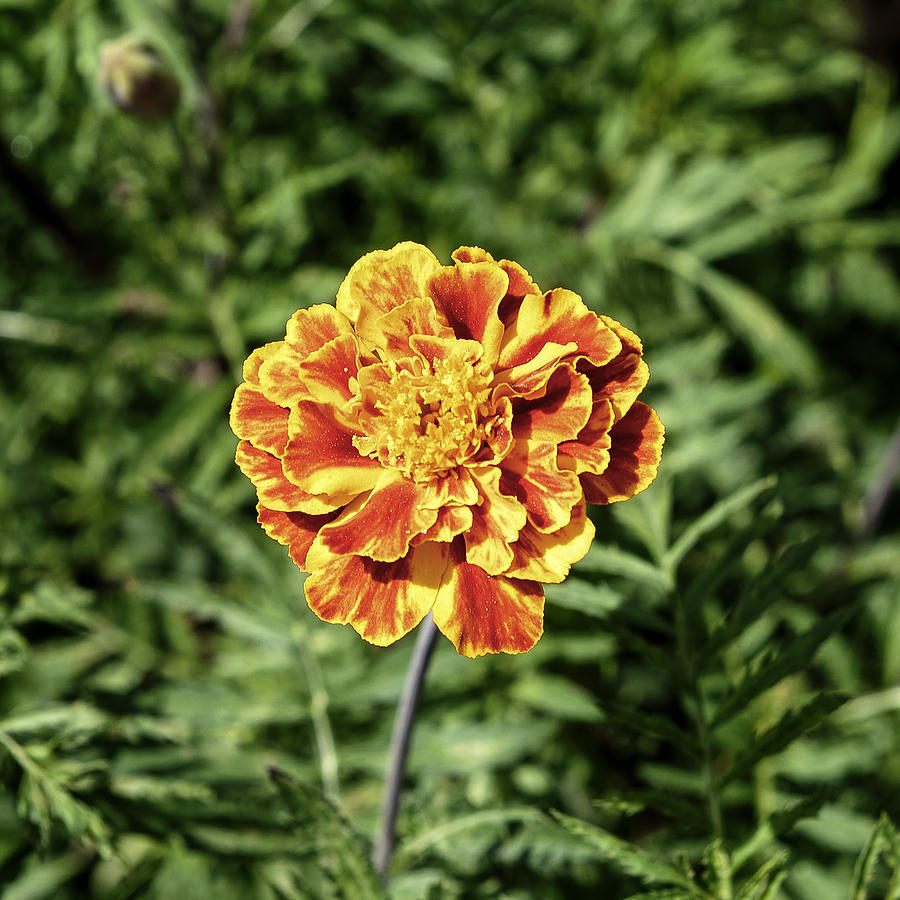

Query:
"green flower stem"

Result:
[[291, 623, 341, 806], [373, 612, 440, 883]]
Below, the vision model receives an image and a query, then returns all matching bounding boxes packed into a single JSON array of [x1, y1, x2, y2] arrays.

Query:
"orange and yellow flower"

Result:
[[230, 242, 664, 657]]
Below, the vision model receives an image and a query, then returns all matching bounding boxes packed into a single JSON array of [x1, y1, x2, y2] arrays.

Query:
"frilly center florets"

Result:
[[353, 345, 496, 482]]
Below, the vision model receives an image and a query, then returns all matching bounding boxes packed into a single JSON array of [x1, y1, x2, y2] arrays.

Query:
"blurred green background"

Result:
[[2, 0, 900, 897]]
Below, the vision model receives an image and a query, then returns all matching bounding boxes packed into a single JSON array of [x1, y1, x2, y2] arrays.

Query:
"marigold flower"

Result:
[[230, 243, 664, 657], [98, 35, 180, 122]]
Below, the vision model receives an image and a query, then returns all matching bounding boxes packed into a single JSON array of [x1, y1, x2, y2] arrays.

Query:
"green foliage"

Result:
[[2, 0, 900, 897]]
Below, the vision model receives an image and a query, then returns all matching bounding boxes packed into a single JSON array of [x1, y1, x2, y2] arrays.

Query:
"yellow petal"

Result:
[[230, 384, 289, 456], [581, 402, 665, 504], [372, 297, 455, 359], [413, 505, 474, 545], [504, 502, 595, 583], [257, 504, 340, 572], [284, 304, 355, 353], [557, 399, 615, 476], [498, 289, 622, 373], [235, 441, 346, 514], [464, 466, 527, 575], [510, 364, 592, 444], [500, 440, 581, 533], [283, 401, 382, 498], [336, 242, 442, 346], [493, 341, 577, 399], [316, 473, 442, 563], [431, 539, 544, 658], [304, 539, 449, 646], [427, 258, 508, 364]]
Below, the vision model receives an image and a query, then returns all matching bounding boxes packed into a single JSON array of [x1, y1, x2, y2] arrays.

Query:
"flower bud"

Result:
[[98, 35, 180, 122]]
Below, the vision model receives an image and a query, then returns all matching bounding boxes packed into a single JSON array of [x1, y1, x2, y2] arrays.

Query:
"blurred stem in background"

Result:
[[373, 613, 440, 883]]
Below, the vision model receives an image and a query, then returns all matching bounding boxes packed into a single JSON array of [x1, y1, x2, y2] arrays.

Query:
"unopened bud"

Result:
[[98, 35, 180, 122]]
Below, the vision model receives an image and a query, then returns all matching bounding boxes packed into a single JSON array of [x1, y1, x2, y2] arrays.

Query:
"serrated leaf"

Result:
[[512, 673, 603, 722], [664, 476, 776, 573], [624, 891, 700, 900], [0, 730, 113, 855], [396, 807, 546, 867], [850, 813, 900, 900], [550, 810, 698, 890], [702, 539, 818, 657], [599, 700, 699, 756], [0, 703, 108, 740], [0, 852, 90, 900], [595, 789, 708, 830], [267, 768, 385, 899], [545, 578, 670, 634], [409, 719, 557, 775], [735, 853, 788, 900], [12, 581, 94, 629], [631, 239, 821, 387], [0, 626, 28, 677], [139, 580, 295, 649], [719, 693, 847, 786], [711, 604, 857, 728], [576, 543, 671, 591], [732, 789, 832, 871], [795, 804, 876, 854]]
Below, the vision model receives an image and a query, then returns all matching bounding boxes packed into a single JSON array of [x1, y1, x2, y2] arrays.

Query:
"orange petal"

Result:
[[408, 334, 483, 370], [304, 540, 449, 647], [242, 342, 282, 386], [431, 539, 544, 657], [498, 258, 541, 303], [471, 395, 513, 466], [230, 384, 290, 456], [451, 246, 496, 264], [583, 355, 649, 422], [413, 505, 473, 545], [285, 304, 354, 355], [464, 467, 528, 575], [498, 289, 622, 372], [257, 504, 340, 571], [336, 242, 442, 345], [431, 467, 480, 507], [581, 315, 649, 420], [297, 333, 371, 408], [493, 341, 577, 399], [372, 297, 454, 358], [256, 306, 356, 406], [257, 341, 308, 407], [581, 401, 665, 504], [500, 441, 581, 533], [316, 474, 442, 563], [236, 441, 345, 514], [451, 248, 541, 326], [504, 501, 595, 583], [283, 401, 382, 497], [511, 364, 592, 444], [428, 259, 508, 363], [599, 314, 642, 355], [557, 399, 615, 476]]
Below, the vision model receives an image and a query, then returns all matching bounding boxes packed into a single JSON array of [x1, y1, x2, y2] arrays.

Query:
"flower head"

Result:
[[98, 35, 180, 122], [230, 243, 664, 657]]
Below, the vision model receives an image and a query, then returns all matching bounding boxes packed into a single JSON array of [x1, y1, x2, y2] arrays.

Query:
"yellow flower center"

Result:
[[353, 344, 495, 482]]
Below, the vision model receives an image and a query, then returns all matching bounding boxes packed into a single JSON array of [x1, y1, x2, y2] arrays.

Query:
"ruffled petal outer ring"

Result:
[[230, 242, 664, 657]]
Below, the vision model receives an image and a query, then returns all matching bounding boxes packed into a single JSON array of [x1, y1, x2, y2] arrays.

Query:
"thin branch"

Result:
[[224, 0, 254, 54], [854, 412, 900, 544]]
